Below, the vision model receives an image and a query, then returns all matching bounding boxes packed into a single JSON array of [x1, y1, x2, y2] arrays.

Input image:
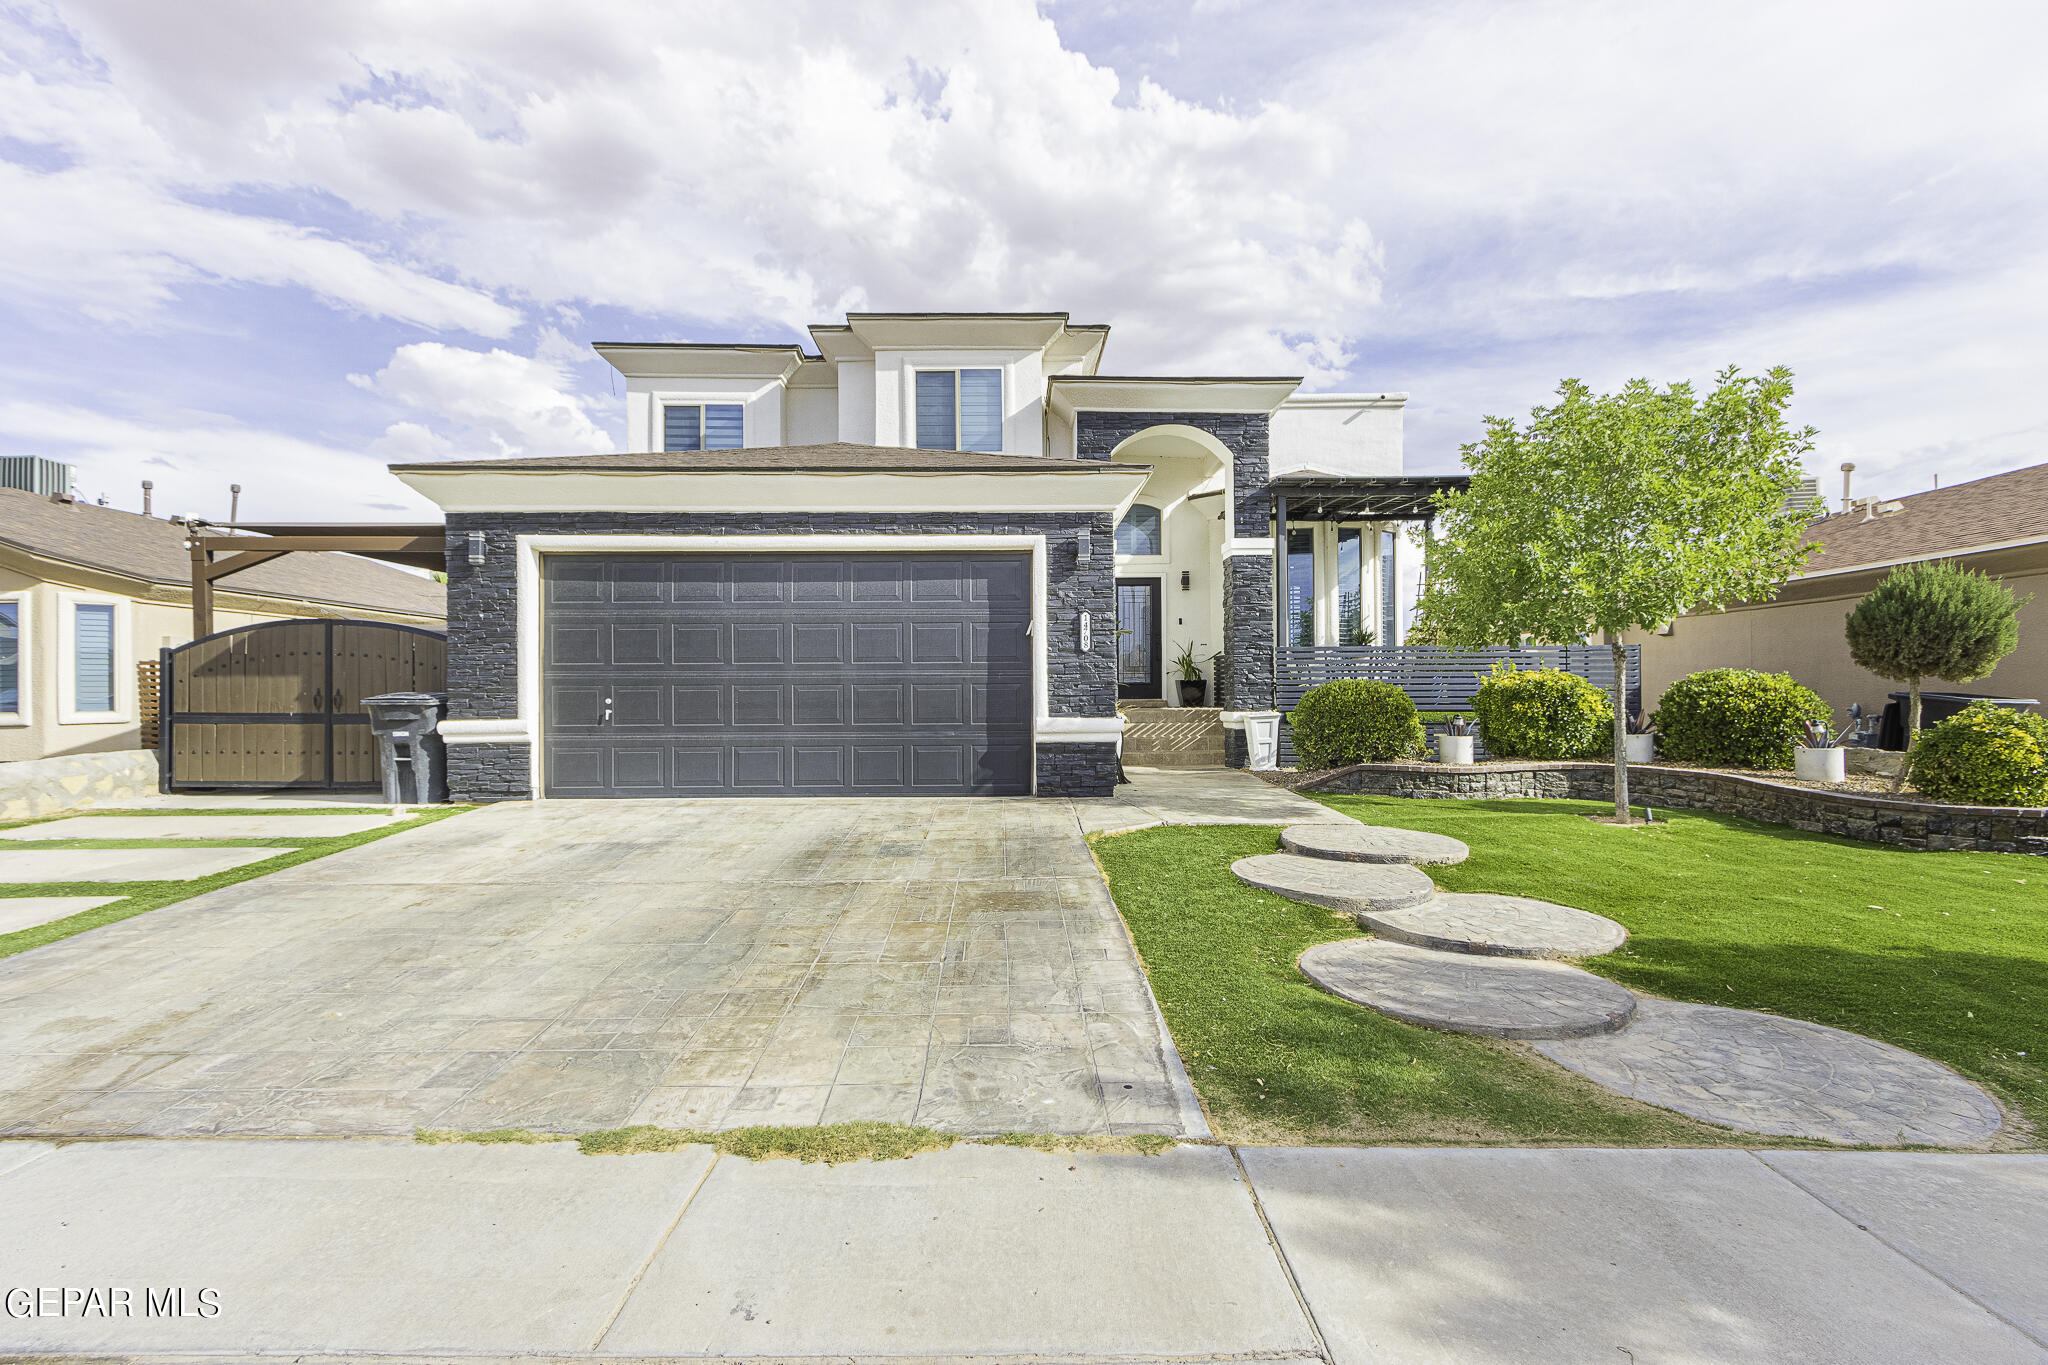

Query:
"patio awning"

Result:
[[1267, 474, 1468, 521]]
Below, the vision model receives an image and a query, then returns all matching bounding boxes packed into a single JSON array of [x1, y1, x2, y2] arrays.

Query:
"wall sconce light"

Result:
[[1076, 529, 1092, 566], [466, 530, 487, 565], [1078, 611, 1092, 653], [1180, 570, 1191, 592]]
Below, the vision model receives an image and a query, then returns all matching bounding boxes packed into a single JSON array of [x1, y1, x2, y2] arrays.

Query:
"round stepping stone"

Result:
[[1281, 823, 1470, 866], [1232, 853, 1436, 914], [1360, 892, 1627, 959], [1536, 999, 2004, 1146], [1299, 939, 1637, 1039]]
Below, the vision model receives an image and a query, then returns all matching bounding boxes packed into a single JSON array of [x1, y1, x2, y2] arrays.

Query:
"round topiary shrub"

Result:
[[1908, 701, 2048, 806], [1287, 679, 1425, 767], [1469, 667, 1612, 760], [1651, 668, 1830, 769]]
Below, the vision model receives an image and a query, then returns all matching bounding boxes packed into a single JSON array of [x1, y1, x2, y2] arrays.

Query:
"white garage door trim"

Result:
[[511, 533, 1062, 797]]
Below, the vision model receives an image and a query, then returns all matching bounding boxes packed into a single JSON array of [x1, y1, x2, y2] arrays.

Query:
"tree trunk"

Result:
[[1893, 674, 1923, 793], [1611, 640, 1630, 821]]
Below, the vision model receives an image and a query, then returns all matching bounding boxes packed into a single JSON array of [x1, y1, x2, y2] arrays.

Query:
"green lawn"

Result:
[[0, 805, 472, 960], [1094, 796, 2046, 1147]]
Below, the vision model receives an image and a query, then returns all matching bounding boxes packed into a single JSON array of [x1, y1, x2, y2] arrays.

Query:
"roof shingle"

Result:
[[1800, 463, 2048, 574]]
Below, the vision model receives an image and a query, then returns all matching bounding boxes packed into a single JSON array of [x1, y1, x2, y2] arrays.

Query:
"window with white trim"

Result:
[[915, 369, 1003, 452], [73, 602, 116, 714], [663, 403, 744, 451], [0, 598, 20, 717], [1115, 504, 1162, 557]]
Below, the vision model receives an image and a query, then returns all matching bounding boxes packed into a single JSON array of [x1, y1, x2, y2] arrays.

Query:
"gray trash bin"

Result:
[[363, 692, 449, 805]]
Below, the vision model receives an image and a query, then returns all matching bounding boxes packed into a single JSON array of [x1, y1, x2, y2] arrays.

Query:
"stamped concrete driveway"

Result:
[[0, 799, 1200, 1139]]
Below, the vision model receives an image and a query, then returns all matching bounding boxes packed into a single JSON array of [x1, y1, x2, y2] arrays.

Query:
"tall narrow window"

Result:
[[0, 601, 18, 714], [1286, 527, 1316, 648], [1336, 526, 1370, 644], [1115, 504, 1161, 556], [1380, 531, 1398, 645], [915, 369, 1003, 452], [74, 603, 114, 713], [663, 403, 744, 451]]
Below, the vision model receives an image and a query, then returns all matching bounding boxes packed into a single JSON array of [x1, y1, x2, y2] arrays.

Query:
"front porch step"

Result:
[[1120, 707, 1228, 769]]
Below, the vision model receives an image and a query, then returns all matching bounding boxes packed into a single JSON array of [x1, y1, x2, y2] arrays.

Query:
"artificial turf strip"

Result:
[[0, 805, 473, 960], [1093, 823, 1744, 1148], [1309, 794, 2048, 1140]]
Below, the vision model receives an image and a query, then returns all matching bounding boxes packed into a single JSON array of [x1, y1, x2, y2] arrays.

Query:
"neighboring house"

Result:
[[0, 482, 447, 762], [1624, 462, 2048, 718], [393, 311, 1436, 801]]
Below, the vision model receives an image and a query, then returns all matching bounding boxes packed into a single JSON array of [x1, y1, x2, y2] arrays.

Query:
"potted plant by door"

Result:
[[1793, 716, 1851, 783], [1173, 641, 1207, 707], [1436, 713, 1476, 765], [1625, 712, 1656, 764]]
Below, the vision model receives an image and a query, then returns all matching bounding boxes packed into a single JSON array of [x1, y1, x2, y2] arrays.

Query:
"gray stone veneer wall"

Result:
[[440, 510, 1117, 802], [1036, 743, 1119, 797], [1219, 555, 1276, 718], [1301, 762, 2048, 856]]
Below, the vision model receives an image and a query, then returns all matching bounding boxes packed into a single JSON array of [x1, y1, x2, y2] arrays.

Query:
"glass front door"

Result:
[[1116, 578, 1162, 699]]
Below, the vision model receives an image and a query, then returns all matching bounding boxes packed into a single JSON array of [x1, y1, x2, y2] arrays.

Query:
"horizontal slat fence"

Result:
[[137, 659, 160, 749], [1277, 645, 1640, 768]]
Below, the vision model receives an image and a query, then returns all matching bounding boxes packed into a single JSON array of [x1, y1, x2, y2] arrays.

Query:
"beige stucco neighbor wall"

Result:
[[1624, 551, 2047, 719]]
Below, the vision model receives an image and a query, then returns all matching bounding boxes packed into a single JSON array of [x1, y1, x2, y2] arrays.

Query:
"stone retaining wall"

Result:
[[0, 750, 162, 823], [1302, 761, 2048, 856]]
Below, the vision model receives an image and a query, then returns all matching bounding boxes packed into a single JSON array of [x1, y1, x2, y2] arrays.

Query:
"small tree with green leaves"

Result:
[[1412, 366, 1817, 820], [1843, 561, 2029, 782]]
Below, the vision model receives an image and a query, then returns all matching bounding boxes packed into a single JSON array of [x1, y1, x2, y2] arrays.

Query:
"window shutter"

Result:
[[663, 406, 702, 451], [0, 602, 17, 713], [915, 371, 957, 450], [703, 405, 744, 449], [75, 603, 115, 713], [958, 369, 1003, 452]]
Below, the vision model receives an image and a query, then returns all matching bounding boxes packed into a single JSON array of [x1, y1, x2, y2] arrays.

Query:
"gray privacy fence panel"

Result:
[[1276, 645, 1640, 768]]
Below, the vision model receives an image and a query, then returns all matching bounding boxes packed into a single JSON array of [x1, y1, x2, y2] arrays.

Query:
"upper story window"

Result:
[[1115, 504, 1162, 557], [664, 403, 744, 452], [0, 600, 20, 716], [915, 369, 1002, 452], [73, 602, 115, 714]]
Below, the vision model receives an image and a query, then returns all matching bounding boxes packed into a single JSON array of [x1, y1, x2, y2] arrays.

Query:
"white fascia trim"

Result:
[[395, 469, 1149, 516], [1047, 377, 1302, 418], [440, 717, 532, 745], [513, 533, 1053, 799], [1219, 711, 1248, 729], [0, 588, 28, 726], [1278, 392, 1408, 409], [1035, 715, 1125, 742], [1222, 538, 1276, 557]]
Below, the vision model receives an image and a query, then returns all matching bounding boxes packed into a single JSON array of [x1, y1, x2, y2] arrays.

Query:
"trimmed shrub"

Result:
[[1908, 702, 2048, 806], [1651, 668, 1830, 769], [1287, 679, 1425, 767], [1469, 667, 1612, 760]]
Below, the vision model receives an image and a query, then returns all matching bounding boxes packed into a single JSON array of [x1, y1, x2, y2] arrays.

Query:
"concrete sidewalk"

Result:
[[3, 1138, 2044, 1363]]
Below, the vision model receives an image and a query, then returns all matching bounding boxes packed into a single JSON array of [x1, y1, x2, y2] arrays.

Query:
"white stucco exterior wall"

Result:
[[1269, 396, 1406, 478]]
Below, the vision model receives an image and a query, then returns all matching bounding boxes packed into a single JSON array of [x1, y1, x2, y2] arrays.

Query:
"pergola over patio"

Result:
[[1267, 473, 1469, 527]]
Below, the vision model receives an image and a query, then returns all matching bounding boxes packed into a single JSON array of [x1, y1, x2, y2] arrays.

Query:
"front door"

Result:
[[1116, 577, 1162, 700]]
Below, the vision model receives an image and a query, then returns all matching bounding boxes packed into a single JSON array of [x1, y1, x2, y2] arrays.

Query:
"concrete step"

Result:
[[1280, 823, 1470, 867], [1230, 853, 1436, 914], [1299, 938, 1638, 1039], [1358, 893, 1628, 959]]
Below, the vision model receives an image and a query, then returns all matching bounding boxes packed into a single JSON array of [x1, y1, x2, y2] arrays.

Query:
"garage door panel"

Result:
[[544, 552, 1032, 797]]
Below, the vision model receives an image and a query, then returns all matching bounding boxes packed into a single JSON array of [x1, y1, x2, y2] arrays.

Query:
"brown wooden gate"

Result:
[[160, 619, 447, 791]]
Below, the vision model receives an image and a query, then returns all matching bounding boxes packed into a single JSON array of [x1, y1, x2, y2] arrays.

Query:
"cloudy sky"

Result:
[[2, 0, 2044, 523]]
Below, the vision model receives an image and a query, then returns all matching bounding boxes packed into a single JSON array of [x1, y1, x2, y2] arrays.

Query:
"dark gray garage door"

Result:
[[543, 553, 1033, 797]]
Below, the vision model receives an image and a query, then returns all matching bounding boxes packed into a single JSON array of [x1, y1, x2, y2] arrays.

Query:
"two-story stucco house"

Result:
[[393, 312, 1440, 801]]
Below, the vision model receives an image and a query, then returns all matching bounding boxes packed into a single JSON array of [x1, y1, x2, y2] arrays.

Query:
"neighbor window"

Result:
[[0, 601, 18, 714], [1115, 504, 1162, 556], [663, 403, 744, 451], [1286, 527, 1315, 648], [73, 602, 115, 714], [915, 369, 1002, 452]]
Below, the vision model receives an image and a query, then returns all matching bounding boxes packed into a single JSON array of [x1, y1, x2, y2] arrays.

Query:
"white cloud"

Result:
[[349, 343, 616, 459]]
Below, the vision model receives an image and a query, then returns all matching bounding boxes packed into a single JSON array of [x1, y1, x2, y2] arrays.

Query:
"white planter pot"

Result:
[[1625, 732, 1656, 764], [1794, 745, 1847, 783], [1436, 734, 1475, 765], [1244, 712, 1282, 771]]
